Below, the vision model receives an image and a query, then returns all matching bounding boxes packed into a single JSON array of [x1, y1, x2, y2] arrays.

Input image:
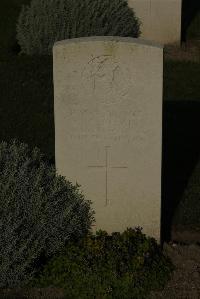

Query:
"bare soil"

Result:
[[148, 224, 200, 299]]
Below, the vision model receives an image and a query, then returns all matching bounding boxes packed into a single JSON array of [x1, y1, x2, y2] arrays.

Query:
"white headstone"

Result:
[[128, 0, 182, 45], [53, 36, 163, 243]]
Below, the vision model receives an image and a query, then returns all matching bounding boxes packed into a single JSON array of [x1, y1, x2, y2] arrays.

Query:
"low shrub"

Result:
[[16, 0, 142, 56], [25, 227, 176, 299], [0, 138, 96, 289]]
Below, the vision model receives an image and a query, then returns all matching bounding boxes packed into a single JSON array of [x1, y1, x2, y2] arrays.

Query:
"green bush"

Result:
[[16, 0, 142, 56], [0, 138, 96, 289], [25, 227, 175, 299]]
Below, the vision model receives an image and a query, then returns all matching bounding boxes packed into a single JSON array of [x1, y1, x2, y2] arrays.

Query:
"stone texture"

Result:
[[128, 0, 182, 45], [53, 36, 163, 243]]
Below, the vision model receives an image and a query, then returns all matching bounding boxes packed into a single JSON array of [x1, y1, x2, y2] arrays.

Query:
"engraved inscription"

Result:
[[88, 146, 128, 206], [62, 107, 146, 143], [81, 55, 131, 105], [66, 134, 146, 143]]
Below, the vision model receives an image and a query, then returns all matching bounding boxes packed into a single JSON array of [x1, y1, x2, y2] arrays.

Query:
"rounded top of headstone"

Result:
[[53, 36, 163, 49]]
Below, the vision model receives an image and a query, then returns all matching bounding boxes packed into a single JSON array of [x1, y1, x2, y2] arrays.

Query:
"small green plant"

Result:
[[25, 227, 176, 299], [0, 138, 96, 289], [16, 0, 142, 56]]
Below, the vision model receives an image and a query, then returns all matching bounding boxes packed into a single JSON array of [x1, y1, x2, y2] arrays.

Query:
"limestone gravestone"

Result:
[[128, 0, 182, 45], [53, 36, 163, 243]]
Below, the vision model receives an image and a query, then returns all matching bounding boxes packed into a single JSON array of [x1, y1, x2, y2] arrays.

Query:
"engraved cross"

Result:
[[88, 146, 128, 206]]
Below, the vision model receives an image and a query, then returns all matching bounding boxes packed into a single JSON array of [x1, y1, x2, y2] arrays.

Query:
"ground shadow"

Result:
[[181, 0, 200, 42], [161, 100, 200, 246]]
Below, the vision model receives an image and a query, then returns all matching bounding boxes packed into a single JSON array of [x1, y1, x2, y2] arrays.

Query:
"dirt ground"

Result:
[[148, 224, 200, 299]]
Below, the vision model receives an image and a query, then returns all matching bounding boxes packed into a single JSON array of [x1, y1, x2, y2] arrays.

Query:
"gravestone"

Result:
[[53, 36, 163, 243], [128, 0, 182, 45]]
